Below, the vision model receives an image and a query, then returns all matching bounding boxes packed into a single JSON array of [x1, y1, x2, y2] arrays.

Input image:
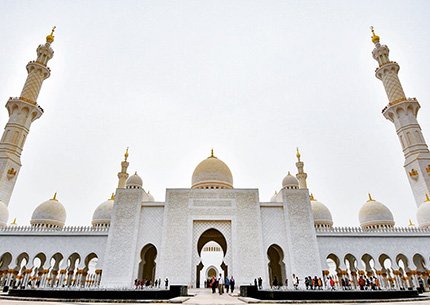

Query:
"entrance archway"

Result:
[[196, 228, 227, 288], [267, 244, 286, 286], [138, 244, 157, 284]]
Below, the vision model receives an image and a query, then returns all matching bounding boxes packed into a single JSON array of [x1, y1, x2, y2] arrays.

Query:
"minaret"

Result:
[[117, 147, 129, 188], [295, 147, 308, 189], [0, 28, 56, 206], [371, 27, 430, 207]]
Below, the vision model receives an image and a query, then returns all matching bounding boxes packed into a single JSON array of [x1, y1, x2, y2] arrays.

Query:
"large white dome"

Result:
[[359, 195, 394, 229], [282, 172, 299, 189], [92, 195, 114, 227], [0, 201, 9, 227], [417, 195, 430, 228], [192, 150, 233, 189], [31, 194, 66, 228], [310, 195, 333, 228]]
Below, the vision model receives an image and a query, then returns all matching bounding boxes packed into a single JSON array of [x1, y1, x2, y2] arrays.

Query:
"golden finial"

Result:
[[310, 193, 315, 201], [210, 149, 214, 158], [296, 147, 301, 161], [11, 218, 17, 225], [425, 194, 430, 202], [408, 219, 415, 227], [124, 147, 129, 161], [51, 192, 57, 201], [370, 26, 380, 44], [367, 193, 374, 201], [46, 26, 56, 44], [110, 193, 115, 200]]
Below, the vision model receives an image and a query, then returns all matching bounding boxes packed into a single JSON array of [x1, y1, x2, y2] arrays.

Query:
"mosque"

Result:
[[0, 27, 429, 291]]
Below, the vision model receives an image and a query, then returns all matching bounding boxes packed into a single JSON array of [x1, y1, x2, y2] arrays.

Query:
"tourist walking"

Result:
[[230, 276, 235, 293], [258, 277, 263, 289], [165, 278, 169, 289], [218, 274, 224, 294], [225, 276, 230, 293], [210, 276, 216, 293]]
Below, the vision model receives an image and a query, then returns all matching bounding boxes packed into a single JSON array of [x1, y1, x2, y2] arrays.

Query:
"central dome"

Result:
[[192, 150, 233, 189]]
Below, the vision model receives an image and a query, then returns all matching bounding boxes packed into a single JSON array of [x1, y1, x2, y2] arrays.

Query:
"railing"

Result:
[[0, 225, 109, 234], [316, 226, 430, 235]]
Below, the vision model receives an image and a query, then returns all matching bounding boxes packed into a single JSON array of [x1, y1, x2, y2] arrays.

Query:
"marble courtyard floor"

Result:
[[0, 289, 429, 305]]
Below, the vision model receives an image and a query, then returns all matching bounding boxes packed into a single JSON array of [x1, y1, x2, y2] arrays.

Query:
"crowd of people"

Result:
[[208, 274, 235, 294], [134, 278, 169, 289]]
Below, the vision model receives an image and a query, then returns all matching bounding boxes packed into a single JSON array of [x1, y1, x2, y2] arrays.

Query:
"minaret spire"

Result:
[[0, 29, 55, 206], [295, 147, 308, 189], [117, 147, 130, 188], [372, 28, 430, 207]]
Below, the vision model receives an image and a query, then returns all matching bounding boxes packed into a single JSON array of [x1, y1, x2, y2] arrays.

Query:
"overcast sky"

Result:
[[0, 0, 429, 227]]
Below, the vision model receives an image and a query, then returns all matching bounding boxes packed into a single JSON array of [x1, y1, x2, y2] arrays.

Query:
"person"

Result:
[[285, 278, 288, 289], [225, 276, 230, 293], [329, 277, 335, 290], [258, 277, 263, 289], [418, 277, 424, 292], [272, 276, 278, 289], [165, 278, 169, 289], [210, 276, 216, 294], [154, 279, 158, 288], [317, 277, 323, 290], [218, 274, 224, 295], [254, 278, 258, 288], [358, 276, 365, 290], [134, 279, 138, 289], [292, 274, 299, 290], [230, 276, 235, 293]]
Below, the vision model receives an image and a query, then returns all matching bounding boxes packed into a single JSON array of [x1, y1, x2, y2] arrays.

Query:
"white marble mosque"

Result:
[[0, 27, 430, 290]]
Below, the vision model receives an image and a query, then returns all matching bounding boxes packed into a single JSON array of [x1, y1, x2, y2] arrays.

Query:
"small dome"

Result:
[[417, 194, 430, 228], [310, 195, 333, 228], [31, 194, 66, 228], [282, 172, 299, 189], [126, 172, 143, 189], [192, 150, 233, 189], [359, 195, 394, 229], [0, 201, 9, 227], [145, 191, 155, 202], [92, 194, 114, 227]]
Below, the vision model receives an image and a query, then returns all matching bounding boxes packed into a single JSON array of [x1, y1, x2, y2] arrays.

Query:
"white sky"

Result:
[[0, 0, 429, 228]]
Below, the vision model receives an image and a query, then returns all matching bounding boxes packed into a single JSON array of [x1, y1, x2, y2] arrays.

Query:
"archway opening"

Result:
[[138, 244, 157, 285], [267, 244, 286, 287], [196, 228, 227, 288]]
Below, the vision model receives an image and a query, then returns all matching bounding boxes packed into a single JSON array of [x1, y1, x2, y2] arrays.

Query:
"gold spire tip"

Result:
[[296, 147, 301, 160], [367, 193, 374, 201], [46, 26, 56, 44], [426, 194, 430, 202], [11, 218, 17, 225], [124, 147, 129, 161], [370, 26, 380, 44], [52, 192, 57, 201], [310, 193, 315, 201], [110, 193, 115, 200], [210, 149, 214, 158]]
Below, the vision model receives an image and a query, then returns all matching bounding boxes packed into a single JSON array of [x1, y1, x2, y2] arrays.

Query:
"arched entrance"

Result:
[[196, 228, 227, 288], [138, 244, 157, 284], [267, 244, 286, 286]]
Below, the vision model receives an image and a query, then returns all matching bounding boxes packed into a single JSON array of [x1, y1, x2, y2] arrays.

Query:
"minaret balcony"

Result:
[[409, 168, 419, 179]]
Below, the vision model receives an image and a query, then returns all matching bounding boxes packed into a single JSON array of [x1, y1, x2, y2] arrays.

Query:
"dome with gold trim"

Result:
[[192, 150, 233, 189], [359, 194, 394, 229], [310, 194, 333, 228], [417, 194, 430, 229], [0, 200, 8, 227], [30, 193, 66, 229], [92, 194, 115, 227]]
